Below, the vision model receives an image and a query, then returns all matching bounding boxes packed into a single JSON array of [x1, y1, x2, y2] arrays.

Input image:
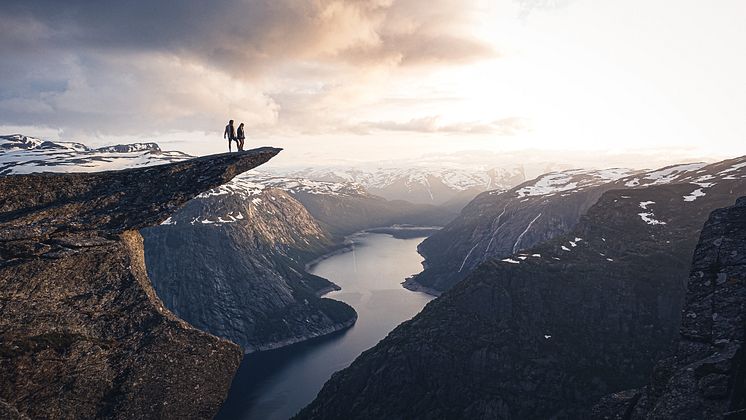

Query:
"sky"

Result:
[[1, 0, 745, 169]]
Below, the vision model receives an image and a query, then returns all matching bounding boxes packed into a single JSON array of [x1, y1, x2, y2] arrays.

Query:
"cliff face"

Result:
[[594, 197, 746, 420], [141, 185, 357, 353], [409, 168, 639, 294], [296, 171, 746, 419], [410, 159, 746, 295], [0, 149, 280, 419]]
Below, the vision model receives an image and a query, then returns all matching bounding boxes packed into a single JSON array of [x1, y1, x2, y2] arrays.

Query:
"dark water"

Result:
[[217, 232, 434, 420]]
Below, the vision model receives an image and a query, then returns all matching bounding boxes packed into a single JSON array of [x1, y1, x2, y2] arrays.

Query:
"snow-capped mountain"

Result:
[[0, 134, 191, 175], [276, 166, 526, 209], [408, 157, 746, 293]]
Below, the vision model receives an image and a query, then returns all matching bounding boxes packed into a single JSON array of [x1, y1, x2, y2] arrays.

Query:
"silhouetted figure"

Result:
[[224, 120, 236, 152], [237, 123, 246, 151]]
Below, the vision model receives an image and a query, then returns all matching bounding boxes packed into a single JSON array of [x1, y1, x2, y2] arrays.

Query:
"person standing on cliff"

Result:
[[223, 120, 236, 152], [236, 123, 246, 151]]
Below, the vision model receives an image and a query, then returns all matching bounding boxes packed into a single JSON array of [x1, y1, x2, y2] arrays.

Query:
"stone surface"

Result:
[[593, 197, 746, 420], [0, 148, 279, 419]]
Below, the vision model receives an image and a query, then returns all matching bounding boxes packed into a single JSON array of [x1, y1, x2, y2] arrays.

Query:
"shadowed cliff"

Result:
[[594, 197, 746, 419], [0, 148, 280, 419]]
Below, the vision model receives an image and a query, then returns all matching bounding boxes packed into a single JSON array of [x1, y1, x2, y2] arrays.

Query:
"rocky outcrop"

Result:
[[141, 186, 357, 353], [593, 197, 746, 419], [0, 149, 279, 419], [296, 172, 746, 419]]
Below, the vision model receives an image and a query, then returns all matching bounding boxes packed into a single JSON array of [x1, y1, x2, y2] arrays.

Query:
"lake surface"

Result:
[[217, 232, 435, 420]]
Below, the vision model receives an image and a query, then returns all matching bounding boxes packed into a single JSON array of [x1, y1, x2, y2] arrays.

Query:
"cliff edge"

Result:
[[0, 148, 280, 419]]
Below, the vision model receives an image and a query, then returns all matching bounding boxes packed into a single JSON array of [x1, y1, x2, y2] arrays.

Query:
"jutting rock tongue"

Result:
[[0, 148, 281, 419], [594, 196, 746, 419]]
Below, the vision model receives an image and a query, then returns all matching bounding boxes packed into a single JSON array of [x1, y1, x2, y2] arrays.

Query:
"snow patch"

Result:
[[642, 163, 707, 184], [683, 188, 706, 202], [638, 212, 666, 225], [625, 178, 640, 187]]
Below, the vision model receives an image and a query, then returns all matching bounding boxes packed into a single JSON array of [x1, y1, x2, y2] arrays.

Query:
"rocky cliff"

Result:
[[141, 184, 357, 353], [593, 197, 746, 419], [296, 162, 746, 419], [0, 149, 279, 419]]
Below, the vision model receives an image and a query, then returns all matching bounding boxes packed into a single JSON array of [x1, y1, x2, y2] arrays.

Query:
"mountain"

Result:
[[593, 197, 746, 420], [408, 160, 743, 294], [277, 166, 526, 210], [141, 177, 358, 353], [0, 134, 190, 175], [295, 157, 746, 419], [0, 149, 279, 419]]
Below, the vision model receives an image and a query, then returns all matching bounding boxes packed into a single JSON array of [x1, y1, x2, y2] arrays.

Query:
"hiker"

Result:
[[223, 119, 236, 152], [236, 123, 246, 151]]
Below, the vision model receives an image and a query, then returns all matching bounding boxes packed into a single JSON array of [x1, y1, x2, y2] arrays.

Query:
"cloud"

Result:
[[0, 52, 280, 137], [0, 0, 497, 138], [0, 0, 494, 73], [351, 116, 527, 135]]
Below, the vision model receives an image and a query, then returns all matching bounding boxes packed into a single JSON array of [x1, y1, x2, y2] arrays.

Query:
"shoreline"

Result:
[[401, 277, 442, 297], [248, 225, 440, 355], [242, 315, 358, 354]]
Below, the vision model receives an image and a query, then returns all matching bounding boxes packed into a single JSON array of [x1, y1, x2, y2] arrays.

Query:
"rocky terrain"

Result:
[[410, 159, 746, 294], [296, 158, 746, 419], [593, 197, 746, 420], [0, 149, 279, 419]]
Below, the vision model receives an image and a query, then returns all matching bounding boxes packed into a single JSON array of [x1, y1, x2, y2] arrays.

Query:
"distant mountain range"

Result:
[[276, 165, 526, 210]]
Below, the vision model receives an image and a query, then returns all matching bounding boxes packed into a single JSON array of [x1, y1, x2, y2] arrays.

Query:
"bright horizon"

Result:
[[2, 0, 745, 169]]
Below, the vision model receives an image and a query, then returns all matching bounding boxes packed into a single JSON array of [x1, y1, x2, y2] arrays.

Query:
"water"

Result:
[[217, 232, 434, 420]]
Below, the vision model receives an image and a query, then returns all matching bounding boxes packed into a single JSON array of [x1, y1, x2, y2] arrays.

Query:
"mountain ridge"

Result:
[[409, 157, 746, 294]]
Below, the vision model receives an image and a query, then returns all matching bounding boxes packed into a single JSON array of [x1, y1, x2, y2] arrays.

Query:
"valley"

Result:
[[218, 232, 434, 420], [2, 133, 744, 420]]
